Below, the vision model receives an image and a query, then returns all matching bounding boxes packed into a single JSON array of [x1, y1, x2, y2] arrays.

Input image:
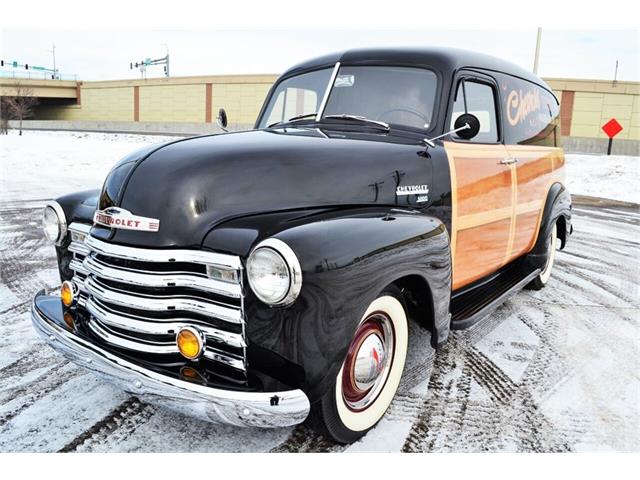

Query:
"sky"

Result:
[[1, 28, 638, 82]]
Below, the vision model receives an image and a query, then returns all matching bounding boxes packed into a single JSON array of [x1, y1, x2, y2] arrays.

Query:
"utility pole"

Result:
[[613, 60, 619, 86], [533, 27, 542, 74]]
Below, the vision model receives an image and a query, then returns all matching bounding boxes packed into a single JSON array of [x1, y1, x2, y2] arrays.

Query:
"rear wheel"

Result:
[[306, 286, 408, 443], [527, 222, 557, 290]]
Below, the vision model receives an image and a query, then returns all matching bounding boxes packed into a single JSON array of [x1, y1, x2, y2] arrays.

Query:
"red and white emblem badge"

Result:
[[93, 207, 160, 232]]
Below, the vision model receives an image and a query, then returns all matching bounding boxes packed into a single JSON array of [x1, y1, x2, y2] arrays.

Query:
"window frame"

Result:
[[445, 69, 504, 145]]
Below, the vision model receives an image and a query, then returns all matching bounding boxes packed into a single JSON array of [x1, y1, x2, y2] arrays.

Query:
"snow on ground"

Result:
[[565, 153, 639, 204], [0, 130, 639, 452], [0, 130, 638, 204], [0, 130, 181, 203]]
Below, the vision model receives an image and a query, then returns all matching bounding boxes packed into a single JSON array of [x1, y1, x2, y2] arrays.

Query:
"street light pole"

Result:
[[50, 43, 57, 79], [533, 27, 542, 74], [162, 43, 170, 77]]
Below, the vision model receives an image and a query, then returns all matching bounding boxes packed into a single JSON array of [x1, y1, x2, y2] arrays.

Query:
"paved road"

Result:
[[0, 198, 638, 452]]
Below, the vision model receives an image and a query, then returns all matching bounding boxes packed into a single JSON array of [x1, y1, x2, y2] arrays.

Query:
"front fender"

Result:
[[57, 188, 100, 228], [53, 189, 99, 281], [206, 207, 451, 403]]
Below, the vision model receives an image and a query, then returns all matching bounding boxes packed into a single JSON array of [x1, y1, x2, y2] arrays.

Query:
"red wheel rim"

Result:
[[341, 312, 394, 411]]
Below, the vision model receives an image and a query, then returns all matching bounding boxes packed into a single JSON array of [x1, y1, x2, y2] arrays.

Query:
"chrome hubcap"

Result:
[[353, 333, 386, 390], [342, 313, 394, 411]]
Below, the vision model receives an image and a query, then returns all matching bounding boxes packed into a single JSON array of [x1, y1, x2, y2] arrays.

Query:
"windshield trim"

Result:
[[315, 62, 341, 122]]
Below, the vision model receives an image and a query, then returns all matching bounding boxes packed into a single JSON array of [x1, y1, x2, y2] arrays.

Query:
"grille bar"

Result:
[[84, 276, 243, 324], [86, 319, 245, 370], [83, 254, 242, 298], [86, 297, 246, 348], [85, 235, 242, 270], [70, 258, 89, 276], [67, 222, 247, 372]]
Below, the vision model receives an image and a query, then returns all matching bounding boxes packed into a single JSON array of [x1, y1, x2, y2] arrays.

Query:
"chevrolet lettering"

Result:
[[33, 48, 571, 443], [93, 207, 160, 232], [396, 185, 430, 195]]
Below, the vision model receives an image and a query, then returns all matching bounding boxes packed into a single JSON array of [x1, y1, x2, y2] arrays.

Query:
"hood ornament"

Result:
[[93, 207, 160, 232]]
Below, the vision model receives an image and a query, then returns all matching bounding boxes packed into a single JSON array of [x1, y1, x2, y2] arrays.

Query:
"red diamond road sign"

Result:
[[602, 118, 623, 138]]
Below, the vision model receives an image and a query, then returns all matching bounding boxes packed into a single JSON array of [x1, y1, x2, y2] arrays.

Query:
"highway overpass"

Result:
[[0, 77, 79, 101]]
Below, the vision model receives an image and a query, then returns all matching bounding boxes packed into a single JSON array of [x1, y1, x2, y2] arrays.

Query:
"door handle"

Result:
[[500, 158, 519, 165]]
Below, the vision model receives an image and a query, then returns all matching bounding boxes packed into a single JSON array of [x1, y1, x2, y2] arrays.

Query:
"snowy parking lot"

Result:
[[0, 131, 638, 452]]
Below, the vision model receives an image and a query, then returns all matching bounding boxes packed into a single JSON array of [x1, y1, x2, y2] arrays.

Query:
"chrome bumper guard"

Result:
[[31, 290, 310, 428]]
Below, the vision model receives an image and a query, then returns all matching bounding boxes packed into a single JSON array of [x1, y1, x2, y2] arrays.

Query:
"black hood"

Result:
[[95, 128, 443, 248]]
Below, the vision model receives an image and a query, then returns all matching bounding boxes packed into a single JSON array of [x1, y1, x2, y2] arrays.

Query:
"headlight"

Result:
[[42, 201, 67, 246], [247, 238, 302, 306]]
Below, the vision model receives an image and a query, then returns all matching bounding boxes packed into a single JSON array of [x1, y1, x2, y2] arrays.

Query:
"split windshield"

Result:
[[258, 65, 438, 131]]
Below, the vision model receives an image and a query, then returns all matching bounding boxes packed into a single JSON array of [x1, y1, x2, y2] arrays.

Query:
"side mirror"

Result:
[[454, 113, 480, 140], [216, 108, 228, 131]]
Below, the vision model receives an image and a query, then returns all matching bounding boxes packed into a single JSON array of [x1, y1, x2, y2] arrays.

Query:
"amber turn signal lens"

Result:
[[60, 281, 75, 307], [63, 311, 75, 329], [176, 327, 203, 360], [180, 366, 205, 384]]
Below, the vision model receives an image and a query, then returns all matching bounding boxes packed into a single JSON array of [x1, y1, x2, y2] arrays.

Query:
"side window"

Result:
[[494, 71, 560, 147], [451, 80, 499, 143]]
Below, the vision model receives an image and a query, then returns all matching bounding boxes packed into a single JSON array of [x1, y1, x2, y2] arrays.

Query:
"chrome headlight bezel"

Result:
[[247, 238, 302, 306], [42, 201, 68, 246]]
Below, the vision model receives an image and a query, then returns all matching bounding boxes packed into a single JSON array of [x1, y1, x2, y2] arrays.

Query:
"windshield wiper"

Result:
[[322, 114, 390, 132], [268, 112, 317, 128]]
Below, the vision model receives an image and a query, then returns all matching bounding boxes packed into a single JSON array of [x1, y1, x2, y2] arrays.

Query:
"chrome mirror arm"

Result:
[[423, 123, 470, 149]]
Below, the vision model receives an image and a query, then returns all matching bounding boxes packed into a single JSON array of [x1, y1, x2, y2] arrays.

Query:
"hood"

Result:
[[95, 128, 437, 248]]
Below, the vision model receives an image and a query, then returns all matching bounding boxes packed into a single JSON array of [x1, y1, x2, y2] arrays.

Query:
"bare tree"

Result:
[[4, 82, 39, 135], [0, 97, 9, 135]]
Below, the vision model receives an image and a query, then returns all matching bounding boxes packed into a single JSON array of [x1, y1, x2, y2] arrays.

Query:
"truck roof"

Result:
[[281, 47, 555, 98]]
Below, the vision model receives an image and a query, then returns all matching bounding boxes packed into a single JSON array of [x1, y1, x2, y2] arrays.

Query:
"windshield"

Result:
[[258, 65, 438, 131], [259, 68, 332, 128]]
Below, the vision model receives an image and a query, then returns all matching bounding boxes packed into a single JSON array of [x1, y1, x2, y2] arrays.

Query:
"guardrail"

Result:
[[0, 70, 79, 81]]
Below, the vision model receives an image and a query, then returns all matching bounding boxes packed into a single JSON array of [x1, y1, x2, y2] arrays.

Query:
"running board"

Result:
[[450, 262, 541, 330]]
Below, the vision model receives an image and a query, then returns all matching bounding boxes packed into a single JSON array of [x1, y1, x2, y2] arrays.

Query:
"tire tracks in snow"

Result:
[[58, 397, 157, 452], [269, 424, 345, 453], [0, 363, 79, 428]]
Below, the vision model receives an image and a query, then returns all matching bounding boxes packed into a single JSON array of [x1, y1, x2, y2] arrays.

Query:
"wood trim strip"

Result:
[[505, 164, 518, 263], [446, 144, 458, 278], [516, 200, 543, 215], [457, 206, 512, 230], [455, 200, 539, 232]]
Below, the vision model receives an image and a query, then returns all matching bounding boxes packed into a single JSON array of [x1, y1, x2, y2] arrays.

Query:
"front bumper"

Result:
[[31, 289, 310, 428]]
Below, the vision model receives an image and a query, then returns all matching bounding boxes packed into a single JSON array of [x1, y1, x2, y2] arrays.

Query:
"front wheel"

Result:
[[527, 222, 557, 290], [306, 286, 408, 444]]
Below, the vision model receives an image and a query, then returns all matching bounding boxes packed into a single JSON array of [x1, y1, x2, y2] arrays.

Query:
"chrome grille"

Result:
[[68, 222, 247, 371]]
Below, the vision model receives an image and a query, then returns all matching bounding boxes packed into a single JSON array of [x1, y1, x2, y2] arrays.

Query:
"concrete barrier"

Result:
[[6, 120, 253, 136], [562, 136, 640, 156]]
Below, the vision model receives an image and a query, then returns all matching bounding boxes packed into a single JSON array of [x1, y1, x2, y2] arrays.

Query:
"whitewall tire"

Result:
[[307, 286, 408, 443], [528, 223, 557, 290]]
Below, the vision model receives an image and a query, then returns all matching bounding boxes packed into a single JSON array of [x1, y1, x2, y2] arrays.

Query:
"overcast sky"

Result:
[[1, 28, 638, 82]]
